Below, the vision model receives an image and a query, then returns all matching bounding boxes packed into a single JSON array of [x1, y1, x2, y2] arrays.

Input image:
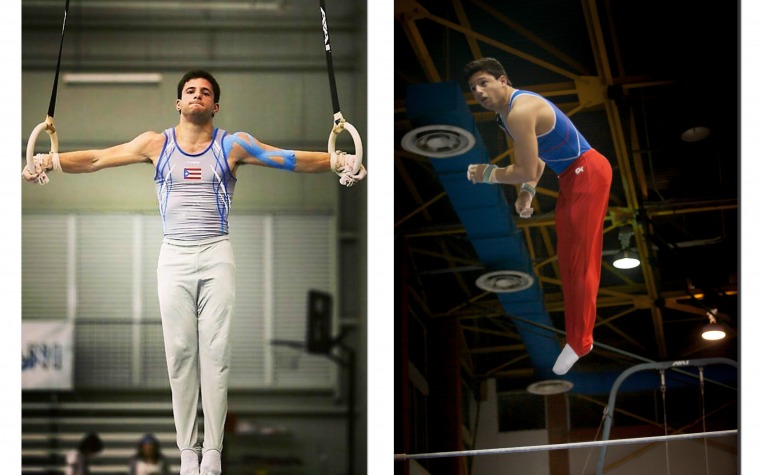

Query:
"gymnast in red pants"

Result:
[[464, 57, 612, 375]]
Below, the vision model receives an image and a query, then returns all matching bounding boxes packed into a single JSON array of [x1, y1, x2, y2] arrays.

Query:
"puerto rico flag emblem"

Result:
[[184, 167, 202, 180]]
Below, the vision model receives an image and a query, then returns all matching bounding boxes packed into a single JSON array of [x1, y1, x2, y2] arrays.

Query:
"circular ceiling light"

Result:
[[475, 270, 534, 293], [701, 322, 726, 341], [527, 379, 574, 396], [681, 126, 711, 142], [612, 249, 641, 269], [400, 125, 476, 158]]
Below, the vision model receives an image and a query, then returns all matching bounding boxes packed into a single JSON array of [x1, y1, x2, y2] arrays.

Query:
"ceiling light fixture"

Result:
[[400, 125, 476, 158], [612, 228, 640, 269], [475, 270, 534, 293], [612, 249, 640, 269], [680, 126, 711, 143], [701, 310, 726, 341], [527, 379, 574, 395]]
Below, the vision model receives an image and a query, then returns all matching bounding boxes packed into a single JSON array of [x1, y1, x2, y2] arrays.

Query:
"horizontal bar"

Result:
[[394, 429, 737, 461]]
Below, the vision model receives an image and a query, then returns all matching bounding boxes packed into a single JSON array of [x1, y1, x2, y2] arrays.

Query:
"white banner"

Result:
[[22, 321, 74, 390]]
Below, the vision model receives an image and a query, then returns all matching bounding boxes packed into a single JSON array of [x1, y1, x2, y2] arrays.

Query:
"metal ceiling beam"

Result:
[[437, 240, 476, 299], [409, 247, 482, 267], [544, 296, 645, 313], [396, 0, 442, 82], [459, 325, 519, 339], [451, 0, 483, 60], [482, 353, 530, 378], [394, 191, 447, 228], [487, 368, 535, 379], [395, 156, 434, 223], [628, 102, 651, 201], [595, 306, 637, 328], [646, 202, 737, 217], [467, 0, 591, 75], [417, 10, 580, 80]]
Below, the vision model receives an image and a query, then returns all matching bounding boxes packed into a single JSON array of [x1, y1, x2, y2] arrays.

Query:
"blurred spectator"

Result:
[[64, 432, 103, 475], [128, 433, 170, 475]]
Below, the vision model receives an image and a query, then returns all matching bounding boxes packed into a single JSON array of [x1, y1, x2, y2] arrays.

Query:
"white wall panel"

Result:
[[76, 214, 133, 322], [22, 215, 71, 320]]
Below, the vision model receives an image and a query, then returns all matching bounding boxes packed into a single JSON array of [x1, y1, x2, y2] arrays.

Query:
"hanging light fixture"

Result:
[[701, 309, 726, 341], [612, 249, 640, 269], [680, 126, 711, 143], [612, 228, 640, 269]]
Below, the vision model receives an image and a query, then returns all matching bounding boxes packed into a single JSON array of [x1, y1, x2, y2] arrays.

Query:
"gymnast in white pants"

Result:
[[153, 115, 240, 472], [22, 69, 366, 475]]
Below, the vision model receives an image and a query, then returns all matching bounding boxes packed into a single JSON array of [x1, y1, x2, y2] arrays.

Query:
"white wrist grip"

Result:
[[26, 116, 59, 174]]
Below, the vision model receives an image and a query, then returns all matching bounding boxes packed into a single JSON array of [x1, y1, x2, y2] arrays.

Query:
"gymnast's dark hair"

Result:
[[177, 70, 221, 103], [463, 57, 512, 86]]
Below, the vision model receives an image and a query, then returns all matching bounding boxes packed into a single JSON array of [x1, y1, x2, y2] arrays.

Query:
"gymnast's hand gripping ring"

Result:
[[328, 113, 363, 175], [25, 115, 59, 176]]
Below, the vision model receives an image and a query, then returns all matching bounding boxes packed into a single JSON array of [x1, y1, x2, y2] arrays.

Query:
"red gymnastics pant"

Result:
[[554, 148, 612, 356]]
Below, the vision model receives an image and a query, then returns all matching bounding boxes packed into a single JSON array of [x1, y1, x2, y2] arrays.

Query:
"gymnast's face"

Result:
[[467, 71, 509, 111], [177, 78, 219, 120]]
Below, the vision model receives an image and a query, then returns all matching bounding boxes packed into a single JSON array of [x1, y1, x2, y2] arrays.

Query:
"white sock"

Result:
[[180, 449, 200, 475], [552, 344, 580, 375], [200, 449, 222, 475]]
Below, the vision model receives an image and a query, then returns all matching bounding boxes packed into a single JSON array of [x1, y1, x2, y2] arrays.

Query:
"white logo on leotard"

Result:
[[575, 166, 584, 175]]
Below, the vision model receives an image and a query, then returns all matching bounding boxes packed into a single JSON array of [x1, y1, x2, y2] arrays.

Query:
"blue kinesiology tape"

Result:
[[223, 132, 296, 171]]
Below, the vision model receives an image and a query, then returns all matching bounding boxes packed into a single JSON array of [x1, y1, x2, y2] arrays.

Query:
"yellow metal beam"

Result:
[[628, 107, 650, 201], [397, 0, 442, 82], [595, 305, 637, 328], [409, 247, 482, 267], [647, 202, 737, 217], [581, 0, 614, 83], [460, 325, 520, 339], [420, 11, 580, 80], [468, 0, 592, 75], [574, 76, 607, 108], [483, 353, 531, 378], [395, 191, 447, 228], [452, 0, 482, 59], [395, 155, 434, 223]]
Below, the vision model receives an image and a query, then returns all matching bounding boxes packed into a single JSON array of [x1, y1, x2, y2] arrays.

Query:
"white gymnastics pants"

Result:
[[157, 236, 235, 455]]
